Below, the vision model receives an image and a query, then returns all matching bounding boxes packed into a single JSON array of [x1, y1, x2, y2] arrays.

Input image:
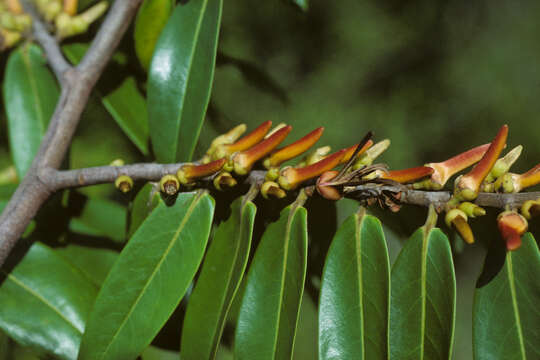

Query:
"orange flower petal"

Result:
[[458, 125, 508, 196], [222, 121, 272, 155], [517, 163, 540, 190], [233, 126, 292, 175], [266, 127, 324, 167], [278, 149, 346, 190], [179, 158, 227, 183], [381, 166, 434, 183], [426, 143, 490, 186]]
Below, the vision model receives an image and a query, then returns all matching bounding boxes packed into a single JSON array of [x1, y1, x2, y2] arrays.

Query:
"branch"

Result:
[[347, 184, 540, 210], [0, 0, 143, 267], [42, 164, 540, 211], [21, 0, 71, 81]]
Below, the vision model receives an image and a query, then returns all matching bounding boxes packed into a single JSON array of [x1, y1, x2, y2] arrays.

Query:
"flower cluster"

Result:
[[0, 0, 108, 51], [114, 122, 539, 251]]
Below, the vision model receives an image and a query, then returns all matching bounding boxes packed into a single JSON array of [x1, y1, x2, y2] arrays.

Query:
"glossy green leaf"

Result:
[[69, 197, 127, 243], [473, 233, 540, 360], [3, 44, 60, 177], [127, 183, 162, 238], [319, 210, 390, 360], [148, 0, 223, 162], [389, 226, 456, 360], [234, 204, 308, 360], [134, 0, 175, 70], [182, 197, 256, 360], [78, 191, 215, 360], [63, 43, 149, 155], [55, 245, 119, 287], [0, 243, 98, 360]]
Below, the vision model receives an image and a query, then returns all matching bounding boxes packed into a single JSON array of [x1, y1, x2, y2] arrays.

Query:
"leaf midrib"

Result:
[[172, 0, 209, 160], [270, 207, 299, 359], [5, 273, 82, 334], [506, 252, 526, 359], [355, 214, 365, 360], [209, 203, 249, 356], [98, 193, 202, 359], [419, 229, 428, 360]]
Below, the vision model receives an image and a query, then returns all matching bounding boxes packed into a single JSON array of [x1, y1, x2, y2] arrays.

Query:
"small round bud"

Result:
[[261, 181, 286, 199], [115, 175, 133, 193], [159, 175, 180, 195], [109, 159, 125, 167]]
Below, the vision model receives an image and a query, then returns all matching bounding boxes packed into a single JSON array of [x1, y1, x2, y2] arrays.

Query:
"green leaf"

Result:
[[319, 210, 390, 359], [0, 243, 98, 360], [69, 197, 127, 243], [63, 43, 149, 155], [148, 0, 223, 162], [389, 226, 456, 360], [134, 0, 175, 71], [127, 183, 162, 239], [473, 233, 540, 360], [234, 204, 308, 360], [3, 44, 60, 177], [292, 0, 309, 12], [78, 191, 215, 360], [181, 197, 256, 360], [55, 245, 119, 287]]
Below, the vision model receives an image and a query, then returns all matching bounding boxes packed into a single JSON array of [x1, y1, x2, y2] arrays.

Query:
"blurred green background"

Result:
[[2, 0, 540, 358]]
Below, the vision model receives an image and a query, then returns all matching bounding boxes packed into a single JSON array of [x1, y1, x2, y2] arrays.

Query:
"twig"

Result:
[[0, 0, 143, 267], [43, 164, 540, 210], [347, 184, 540, 210], [21, 0, 71, 81]]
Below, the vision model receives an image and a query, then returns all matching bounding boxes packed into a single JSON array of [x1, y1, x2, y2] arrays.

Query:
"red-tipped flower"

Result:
[[278, 149, 346, 190], [495, 163, 540, 193], [425, 143, 490, 188], [213, 121, 272, 159], [264, 127, 324, 168], [497, 211, 528, 251], [177, 158, 227, 184], [456, 125, 508, 200], [381, 166, 434, 184], [233, 125, 292, 175]]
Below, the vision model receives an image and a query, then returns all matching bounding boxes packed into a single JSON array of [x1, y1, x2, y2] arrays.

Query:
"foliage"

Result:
[[0, 0, 539, 359]]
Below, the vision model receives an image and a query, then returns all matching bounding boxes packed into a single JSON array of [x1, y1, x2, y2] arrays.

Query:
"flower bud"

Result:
[[213, 121, 272, 160], [159, 175, 180, 195], [316, 170, 342, 200], [115, 175, 133, 193], [264, 127, 324, 168], [458, 202, 486, 218], [177, 158, 227, 184], [206, 124, 247, 156], [520, 198, 540, 220], [381, 166, 434, 184], [353, 139, 390, 169], [213, 171, 237, 191], [421, 143, 490, 189], [261, 181, 286, 199], [278, 149, 346, 190], [497, 211, 528, 251], [484, 145, 522, 183], [233, 125, 291, 175], [445, 208, 474, 244], [456, 125, 508, 201]]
